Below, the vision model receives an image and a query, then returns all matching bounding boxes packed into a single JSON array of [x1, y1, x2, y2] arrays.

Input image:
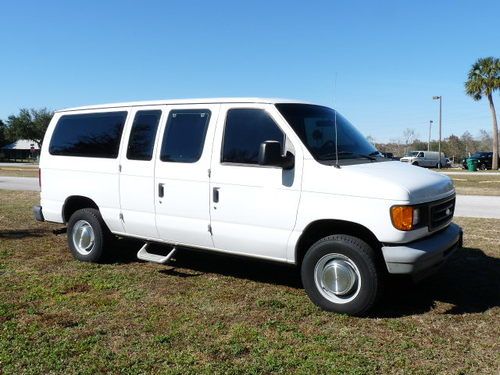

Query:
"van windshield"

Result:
[[406, 152, 419, 157], [275, 104, 379, 163]]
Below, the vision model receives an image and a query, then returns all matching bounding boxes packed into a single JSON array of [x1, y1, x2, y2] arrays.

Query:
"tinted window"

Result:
[[127, 110, 161, 160], [160, 109, 211, 163], [49, 112, 127, 158], [276, 104, 378, 163], [222, 109, 284, 164]]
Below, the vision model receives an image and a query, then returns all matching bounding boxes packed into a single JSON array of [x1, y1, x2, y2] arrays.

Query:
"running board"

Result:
[[137, 243, 177, 264]]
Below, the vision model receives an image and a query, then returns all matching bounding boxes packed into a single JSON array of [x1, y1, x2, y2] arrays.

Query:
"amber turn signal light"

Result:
[[390, 206, 415, 231]]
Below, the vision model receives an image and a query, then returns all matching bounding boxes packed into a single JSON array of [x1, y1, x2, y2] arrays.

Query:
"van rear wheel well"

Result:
[[62, 196, 99, 223], [295, 220, 383, 268]]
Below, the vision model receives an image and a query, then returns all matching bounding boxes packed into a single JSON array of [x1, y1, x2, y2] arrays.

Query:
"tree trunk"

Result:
[[488, 94, 499, 170]]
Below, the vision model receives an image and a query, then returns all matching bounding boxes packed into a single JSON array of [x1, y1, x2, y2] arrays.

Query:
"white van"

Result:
[[400, 151, 447, 168], [33, 98, 462, 316]]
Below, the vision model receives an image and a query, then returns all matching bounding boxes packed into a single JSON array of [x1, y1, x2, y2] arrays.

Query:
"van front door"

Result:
[[154, 104, 220, 248], [209, 104, 302, 262]]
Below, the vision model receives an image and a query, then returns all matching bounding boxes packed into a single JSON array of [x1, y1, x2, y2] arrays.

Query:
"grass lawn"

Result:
[[446, 174, 500, 196], [0, 167, 38, 178], [0, 190, 499, 374]]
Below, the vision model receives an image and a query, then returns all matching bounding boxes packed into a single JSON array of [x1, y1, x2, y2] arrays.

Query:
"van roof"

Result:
[[57, 98, 315, 113]]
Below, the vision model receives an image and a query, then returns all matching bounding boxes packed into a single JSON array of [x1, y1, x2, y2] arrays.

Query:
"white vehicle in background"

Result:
[[33, 98, 462, 316], [400, 151, 447, 168]]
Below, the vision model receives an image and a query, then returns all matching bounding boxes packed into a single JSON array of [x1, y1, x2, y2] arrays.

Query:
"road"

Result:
[[0, 176, 39, 191], [454, 195, 500, 219], [0, 162, 38, 168], [1, 176, 499, 219]]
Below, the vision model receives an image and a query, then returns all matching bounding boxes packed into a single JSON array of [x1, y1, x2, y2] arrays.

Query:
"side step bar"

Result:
[[137, 243, 177, 264]]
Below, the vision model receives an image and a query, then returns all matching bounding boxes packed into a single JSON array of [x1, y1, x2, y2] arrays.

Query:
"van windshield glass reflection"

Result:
[[276, 104, 379, 163]]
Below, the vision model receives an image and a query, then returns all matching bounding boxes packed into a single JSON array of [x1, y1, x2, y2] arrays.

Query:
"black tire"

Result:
[[67, 208, 112, 262], [412, 161, 419, 166], [479, 163, 487, 171], [301, 235, 380, 316]]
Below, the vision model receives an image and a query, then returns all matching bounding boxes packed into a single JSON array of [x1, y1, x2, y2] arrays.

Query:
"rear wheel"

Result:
[[301, 235, 381, 316], [67, 208, 112, 262]]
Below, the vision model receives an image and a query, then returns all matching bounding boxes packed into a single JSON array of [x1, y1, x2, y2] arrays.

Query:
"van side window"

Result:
[[222, 109, 284, 164], [49, 112, 127, 158], [127, 110, 161, 161], [160, 109, 211, 163]]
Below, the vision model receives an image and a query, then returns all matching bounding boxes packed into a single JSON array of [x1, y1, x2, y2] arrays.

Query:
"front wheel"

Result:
[[412, 161, 419, 166], [479, 163, 487, 170], [301, 235, 381, 316]]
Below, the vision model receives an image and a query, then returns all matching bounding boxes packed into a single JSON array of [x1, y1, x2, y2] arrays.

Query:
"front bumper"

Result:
[[382, 223, 462, 280], [33, 205, 44, 222]]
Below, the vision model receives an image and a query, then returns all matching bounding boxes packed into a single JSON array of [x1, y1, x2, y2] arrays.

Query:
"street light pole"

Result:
[[428, 120, 433, 151], [433, 96, 442, 168]]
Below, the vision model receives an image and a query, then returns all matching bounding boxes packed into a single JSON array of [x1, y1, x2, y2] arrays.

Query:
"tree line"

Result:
[[369, 128, 494, 162], [0, 108, 53, 149]]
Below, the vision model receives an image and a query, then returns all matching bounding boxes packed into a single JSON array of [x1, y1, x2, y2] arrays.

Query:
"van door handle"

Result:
[[213, 187, 220, 203], [158, 183, 164, 198]]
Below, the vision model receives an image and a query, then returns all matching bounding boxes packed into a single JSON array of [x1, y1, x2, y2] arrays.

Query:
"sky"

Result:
[[0, 0, 499, 142]]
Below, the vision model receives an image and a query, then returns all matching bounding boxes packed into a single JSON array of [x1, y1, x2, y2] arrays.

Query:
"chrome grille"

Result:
[[429, 196, 455, 231]]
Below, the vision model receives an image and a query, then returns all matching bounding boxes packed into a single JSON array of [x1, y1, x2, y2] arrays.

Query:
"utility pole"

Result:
[[433, 96, 442, 168], [428, 120, 433, 151]]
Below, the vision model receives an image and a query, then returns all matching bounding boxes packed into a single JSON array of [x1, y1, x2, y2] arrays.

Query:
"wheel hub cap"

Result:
[[321, 259, 357, 295], [72, 220, 95, 255]]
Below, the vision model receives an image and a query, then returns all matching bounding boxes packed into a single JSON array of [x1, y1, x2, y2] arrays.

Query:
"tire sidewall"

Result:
[[67, 209, 105, 262], [301, 236, 378, 316]]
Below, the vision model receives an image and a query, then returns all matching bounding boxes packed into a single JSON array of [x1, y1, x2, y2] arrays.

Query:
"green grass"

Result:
[[447, 174, 500, 196], [0, 190, 499, 374], [0, 167, 38, 178]]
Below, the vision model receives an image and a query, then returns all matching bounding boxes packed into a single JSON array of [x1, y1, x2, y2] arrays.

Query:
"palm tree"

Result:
[[465, 57, 500, 170]]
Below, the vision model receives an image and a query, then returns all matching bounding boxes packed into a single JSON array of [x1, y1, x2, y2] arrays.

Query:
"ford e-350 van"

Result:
[[33, 98, 462, 316]]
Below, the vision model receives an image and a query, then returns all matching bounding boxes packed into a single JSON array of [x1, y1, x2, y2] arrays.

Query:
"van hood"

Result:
[[306, 160, 454, 203]]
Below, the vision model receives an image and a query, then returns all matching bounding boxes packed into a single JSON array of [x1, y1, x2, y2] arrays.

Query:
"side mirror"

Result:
[[258, 141, 294, 170]]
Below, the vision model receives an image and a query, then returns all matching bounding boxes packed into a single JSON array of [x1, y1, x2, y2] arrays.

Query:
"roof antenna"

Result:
[[334, 109, 340, 168], [333, 74, 341, 169]]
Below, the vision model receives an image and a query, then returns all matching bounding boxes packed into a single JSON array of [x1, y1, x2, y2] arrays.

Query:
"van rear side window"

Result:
[[160, 110, 211, 163], [127, 110, 161, 161], [49, 112, 127, 158]]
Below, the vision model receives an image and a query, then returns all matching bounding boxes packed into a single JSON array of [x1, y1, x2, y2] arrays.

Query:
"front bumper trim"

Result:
[[382, 223, 462, 279]]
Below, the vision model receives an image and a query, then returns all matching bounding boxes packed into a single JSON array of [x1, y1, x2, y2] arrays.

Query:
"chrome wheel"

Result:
[[72, 220, 95, 255], [314, 253, 361, 304]]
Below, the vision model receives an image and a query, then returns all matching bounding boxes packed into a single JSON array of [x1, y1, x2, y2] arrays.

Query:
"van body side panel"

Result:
[[209, 104, 304, 261]]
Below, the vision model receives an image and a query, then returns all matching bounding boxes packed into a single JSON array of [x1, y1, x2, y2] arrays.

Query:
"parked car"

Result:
[[461, 151, 495, 170], [400, 151, 447, 168], [33, 98, 461, 316], [381, 152, 394, 159]]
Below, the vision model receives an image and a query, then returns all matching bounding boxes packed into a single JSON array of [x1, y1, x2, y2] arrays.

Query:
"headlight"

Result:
[[390, 206, 420, 231]]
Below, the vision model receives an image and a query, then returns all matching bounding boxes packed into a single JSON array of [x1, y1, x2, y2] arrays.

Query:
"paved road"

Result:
[[0, 162, 38, 168], [1, 176, 499, 219], [0, 176, 39, 191], [455, 195, 500, 219]]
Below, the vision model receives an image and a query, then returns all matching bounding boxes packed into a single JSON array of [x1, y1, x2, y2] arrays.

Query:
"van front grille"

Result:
[[429, 196, 455, 231]]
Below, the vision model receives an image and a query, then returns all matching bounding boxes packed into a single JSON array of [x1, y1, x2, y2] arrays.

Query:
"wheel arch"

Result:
[[62, 195, 99, 223], [295, 219, 383, 267]]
